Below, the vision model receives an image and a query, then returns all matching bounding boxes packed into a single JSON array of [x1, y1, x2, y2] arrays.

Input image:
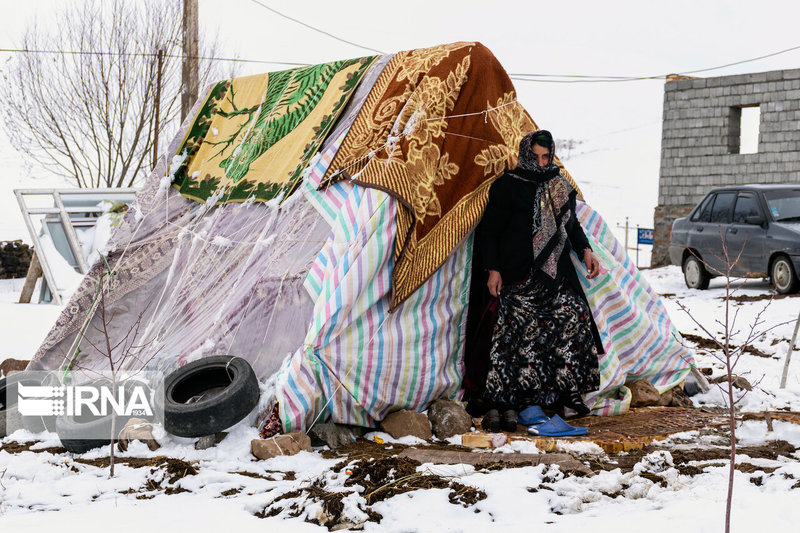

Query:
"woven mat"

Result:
[[480, 407, 731, 454]]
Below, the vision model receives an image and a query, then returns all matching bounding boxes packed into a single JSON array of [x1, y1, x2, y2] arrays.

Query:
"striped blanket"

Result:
[[276, 181, 471, 431], [574, 201, 694, 415]]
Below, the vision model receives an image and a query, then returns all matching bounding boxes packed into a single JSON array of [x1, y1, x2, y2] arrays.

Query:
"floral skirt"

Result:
[[484, 273, 600, 410]]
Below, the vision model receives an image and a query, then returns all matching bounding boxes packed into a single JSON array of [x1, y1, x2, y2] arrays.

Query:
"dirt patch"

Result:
[[229, 470, 295, 481], [0, 441, 66, 455], [256, 486, 378, 530], [680, 332, 773, 358], [255, 454, 486, 529], [342, 455, 486, 507], [586, 439, 797, 476], [473, 460, 535, 472], [73, 455, 197, 478], [219, 488, 242, 497], [736, 463, 779, 474], [721, 293, 799, 303], [670, 440, 797, 464]]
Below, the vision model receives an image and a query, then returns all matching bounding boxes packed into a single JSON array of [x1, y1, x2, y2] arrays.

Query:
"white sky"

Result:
[[2, 0, 800, 252]]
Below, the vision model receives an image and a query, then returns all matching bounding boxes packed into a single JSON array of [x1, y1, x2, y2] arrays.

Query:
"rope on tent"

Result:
[[320, 98, 523, 187]]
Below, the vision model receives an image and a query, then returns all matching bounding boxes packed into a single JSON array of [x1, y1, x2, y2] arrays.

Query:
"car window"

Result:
[[692, 194, 715, 222], [710, 192, 735, 223], [732, 193, 761, 223], [765, 189, 800, 222]]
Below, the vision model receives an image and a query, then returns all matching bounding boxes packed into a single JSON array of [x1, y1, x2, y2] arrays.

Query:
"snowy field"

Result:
[[1, 267, 799, 532]]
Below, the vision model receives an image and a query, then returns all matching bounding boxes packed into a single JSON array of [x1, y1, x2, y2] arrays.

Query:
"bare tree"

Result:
[[0, 0, 230, 188], [675, 229, 793, 533]]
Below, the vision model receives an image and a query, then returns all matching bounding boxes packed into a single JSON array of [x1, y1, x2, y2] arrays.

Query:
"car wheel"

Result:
[[771, 255, 799, 294], [683, 255, 710, 290], [162, 356, 260, 438]]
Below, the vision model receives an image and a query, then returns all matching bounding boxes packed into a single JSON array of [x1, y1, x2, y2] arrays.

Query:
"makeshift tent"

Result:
[[29, 42, 694, 433]]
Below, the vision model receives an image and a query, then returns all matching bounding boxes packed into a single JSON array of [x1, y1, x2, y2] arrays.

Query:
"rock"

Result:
[[195, 432, 228, 450], [308, 423, 356, 449], [117, 418, 160, 452], [380, 409, 432, 440], [731, 375, 752, 391], [657, 388, 674, 406], [251, 432, 312, 460], [711, 374, 752, 391], [629, 380, 660, 407], [427, 399, 473, 440], [670, 386, 694, 408], [0, 358, 29, 377]]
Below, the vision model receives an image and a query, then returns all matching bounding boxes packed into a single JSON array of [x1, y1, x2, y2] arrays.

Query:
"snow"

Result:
[[2, 266, 800, 531]]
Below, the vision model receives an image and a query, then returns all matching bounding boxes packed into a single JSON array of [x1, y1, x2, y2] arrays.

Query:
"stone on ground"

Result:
[[629, 380, 660, 407], [427, 399, 472, 440], [380, 409, 432, 440], [251, 432, 312, 460], [308, 422, 357, 449]]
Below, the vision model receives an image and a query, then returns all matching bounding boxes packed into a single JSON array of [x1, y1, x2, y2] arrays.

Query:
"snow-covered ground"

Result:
[[1, 267, 799, 532]]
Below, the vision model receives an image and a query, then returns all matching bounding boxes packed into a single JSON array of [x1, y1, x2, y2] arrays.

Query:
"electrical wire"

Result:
[[248, 0, 385, 55], [509, 43, 800, 83], [3, 41, 799, 84], [0, 47, 311, 67]]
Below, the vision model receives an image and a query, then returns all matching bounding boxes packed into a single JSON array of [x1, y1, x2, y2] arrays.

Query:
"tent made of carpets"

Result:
[[29, 42, 695, 433]]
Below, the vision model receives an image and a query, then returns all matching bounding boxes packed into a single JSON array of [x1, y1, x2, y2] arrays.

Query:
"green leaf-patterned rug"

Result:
[[172, 56, 377, 204]]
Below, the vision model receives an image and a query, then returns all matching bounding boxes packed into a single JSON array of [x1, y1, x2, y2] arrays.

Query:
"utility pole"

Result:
[[181, 0, 198, 121]]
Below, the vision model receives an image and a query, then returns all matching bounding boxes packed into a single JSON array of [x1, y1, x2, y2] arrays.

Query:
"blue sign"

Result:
[[637, 228, 654, 245]]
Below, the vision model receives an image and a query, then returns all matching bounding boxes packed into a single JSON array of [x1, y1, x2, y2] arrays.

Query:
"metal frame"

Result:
[[14, 188, 137, 305]]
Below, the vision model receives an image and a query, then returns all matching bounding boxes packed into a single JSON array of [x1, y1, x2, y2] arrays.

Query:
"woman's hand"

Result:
[[583, 250, 600, 279], [487, 270, 503, 297]]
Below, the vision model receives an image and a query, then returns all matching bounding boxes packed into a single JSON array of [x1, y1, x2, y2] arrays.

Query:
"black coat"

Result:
[[477, 170, 604, 354]]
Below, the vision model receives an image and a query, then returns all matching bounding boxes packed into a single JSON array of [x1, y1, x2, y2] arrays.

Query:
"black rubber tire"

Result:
[[55, 412, 127, 454], [771, 255, 800, 294], [162, 355, 260, 438], [1, 372, 59, 433], [683, 255, 710, 290]]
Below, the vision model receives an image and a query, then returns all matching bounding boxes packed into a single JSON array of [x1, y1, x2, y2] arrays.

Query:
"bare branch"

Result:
[[0, 0, 232, 188]]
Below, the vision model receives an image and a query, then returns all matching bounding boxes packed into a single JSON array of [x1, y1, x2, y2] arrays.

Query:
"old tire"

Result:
[[683, 255, 710, 290], [162, 356, 259, 438], [55, 412, 125, 454], [771, 255, 799, 294], [54, 379, 149, 454], [1, 372, 59, 433]]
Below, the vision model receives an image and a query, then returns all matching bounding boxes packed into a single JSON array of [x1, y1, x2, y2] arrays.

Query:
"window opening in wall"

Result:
[[728, 105, 760, 154]]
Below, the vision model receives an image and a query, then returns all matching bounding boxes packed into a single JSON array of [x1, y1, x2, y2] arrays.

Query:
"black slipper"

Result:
[[500, 409, 518, 432], [481, 409, 500, 432]]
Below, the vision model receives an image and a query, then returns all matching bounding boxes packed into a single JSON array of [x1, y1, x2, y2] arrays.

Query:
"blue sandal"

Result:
[[517, 405, 549, 425], [526, 414, 588, 437]]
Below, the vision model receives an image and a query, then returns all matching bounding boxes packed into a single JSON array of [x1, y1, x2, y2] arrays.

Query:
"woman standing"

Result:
[[478, 130, 603, 432]]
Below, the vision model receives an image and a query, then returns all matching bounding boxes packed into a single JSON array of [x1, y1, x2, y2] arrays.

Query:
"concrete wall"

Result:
[[652, 68, 800, 265]]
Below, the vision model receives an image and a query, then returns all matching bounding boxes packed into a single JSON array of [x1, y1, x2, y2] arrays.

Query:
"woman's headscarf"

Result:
[[516, 130, 559, 181], [513, 130, 576, 284]]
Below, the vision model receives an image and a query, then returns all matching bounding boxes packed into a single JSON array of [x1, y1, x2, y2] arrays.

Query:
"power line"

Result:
[[0, 47, 311, 67], [3, 40, 799, 85], [248, 0, 385, 56], [509, 43, 800, 83]]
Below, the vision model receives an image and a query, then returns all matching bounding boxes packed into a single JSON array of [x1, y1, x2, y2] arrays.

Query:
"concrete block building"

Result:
[[652, 68, 800, 265]]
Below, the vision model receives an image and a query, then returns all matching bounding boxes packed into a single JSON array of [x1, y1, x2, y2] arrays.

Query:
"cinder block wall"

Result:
[[652, 68, 800, 265]]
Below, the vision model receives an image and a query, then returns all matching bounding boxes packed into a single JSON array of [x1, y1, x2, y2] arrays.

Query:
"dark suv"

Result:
[[668, 184, 800, 293]]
